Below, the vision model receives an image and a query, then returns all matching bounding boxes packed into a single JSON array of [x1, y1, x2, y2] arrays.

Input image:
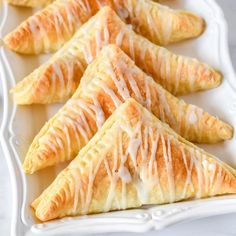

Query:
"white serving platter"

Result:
[[1, 0, 236, 235]]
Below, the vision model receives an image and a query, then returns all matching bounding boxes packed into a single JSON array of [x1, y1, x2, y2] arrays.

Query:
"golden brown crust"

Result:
[[111, 0, 205, 45], [11, 7, 220, 105], [7, 0, 54, 7], [79, 45, 232, 144], [4, 0, 204, 54], [22, 45, 232, 174], [4, 0, 105, 54], [32, 99, 236, 222]]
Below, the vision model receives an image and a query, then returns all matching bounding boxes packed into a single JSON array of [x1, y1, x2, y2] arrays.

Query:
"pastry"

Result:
[[4, 0, 205, 54], [7, 0, 54, 7], [112, 0, 205, 46], [11, 7, 221, 104], [6, 0, 165, 8], [22, 45, 232, 174], [31, 98, 236, 222]]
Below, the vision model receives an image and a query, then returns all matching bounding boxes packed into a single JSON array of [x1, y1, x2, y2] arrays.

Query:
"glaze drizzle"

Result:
[[13, 7, 219, 105], [25, 45, 228, 174]]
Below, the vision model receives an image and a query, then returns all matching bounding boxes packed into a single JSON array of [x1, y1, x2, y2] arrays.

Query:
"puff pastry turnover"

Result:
[[31, 98, 236, 222], [7, 0, 54, 7], [22, 45, 232, 174], [11, 7, 220, 104], [6, 0, 165, 8], [4, 0, 205, 54]]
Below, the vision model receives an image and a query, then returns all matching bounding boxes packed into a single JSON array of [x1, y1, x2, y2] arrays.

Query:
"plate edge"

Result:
[[0, 0, 236, 235]]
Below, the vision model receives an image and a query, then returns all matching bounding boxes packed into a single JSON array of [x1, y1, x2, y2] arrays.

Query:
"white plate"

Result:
[[1, 0, 236, 235]]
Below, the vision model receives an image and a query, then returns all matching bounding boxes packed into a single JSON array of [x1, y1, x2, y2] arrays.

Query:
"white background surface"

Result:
[[1, 0, 236, 235]]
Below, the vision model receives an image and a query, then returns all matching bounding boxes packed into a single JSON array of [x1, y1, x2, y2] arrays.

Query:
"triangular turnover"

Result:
[[32, 99, 236, 222], [23, 45, 232, 174]]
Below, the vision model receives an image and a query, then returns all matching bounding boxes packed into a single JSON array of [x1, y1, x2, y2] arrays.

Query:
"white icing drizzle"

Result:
[[180, 146, 194, 198], [82, 42, 94, 64], [90, 95, 105, 129], [12, 77, 34, 102], [184, 105, 204, 140], [119, 166, 132, 183], [214, 166, 223, 195], [113, 0, 129, 19], [28, 18, 39, 52], [146, 13, 157, 41], [99, 81, 122, 108], [51, 9, 62, 42], [103, 156, 119, 211], [112, 0, 121, 12], [64, 2, 77, 32], [50, 66, 57, 100], [37, 97, 108, 165], [157, 87, 177, 131], [126, 72, 143, 103], [115, 29, 126, 46], [61, 113, 81, 150], [94, 0, 104, 8], [39, 128, 65, 161], [61, 112, 88, 152], [24, 1, 212, 103], [82, 158, 104, 214], [148, 130, 164, 201], [75, 59, 86, 74], [192, 150, 203, 198], [58, 118, 71, 159], [64, 59, 74, 96], [119, 130, 131, 186], [103, 18, 110, 46], [72, 169, 84, 213], [76, 0, 91, 14], [174, 56, 184, 94], [42, 142, 58, 160], [55, 7, 70, 36], [156, 47, 171, 90], [188, 107, 198, 124], [52, 62, 65, 92], [160, 10, 173, 45], [161, 134, 175, 202], [36, 95, 104, 167], [127, 136, 141, 172], [69, 99, 96, 122], [137, 125, 149, 203], [129, 34, 135, 61], [206, 161, 216, 196], [155, 47, 162, 76], [148, 129, 158, 172], [95, 28, 103, 56], [77, 105, 93, 138], [144, 78, 152, 111], [104, 60, 130, 100], [134, 0, 142, 25], [27, 0, 92, 52], [132, 0, 173, 44], [148, 46, 157, 75], [208, 163, 216, 196], [103, 125, 125, 211], [202, 158, 211, 193], [126, 0, 134, 19], [187, 63, 196, 91], [44, 105, 226, 216]]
